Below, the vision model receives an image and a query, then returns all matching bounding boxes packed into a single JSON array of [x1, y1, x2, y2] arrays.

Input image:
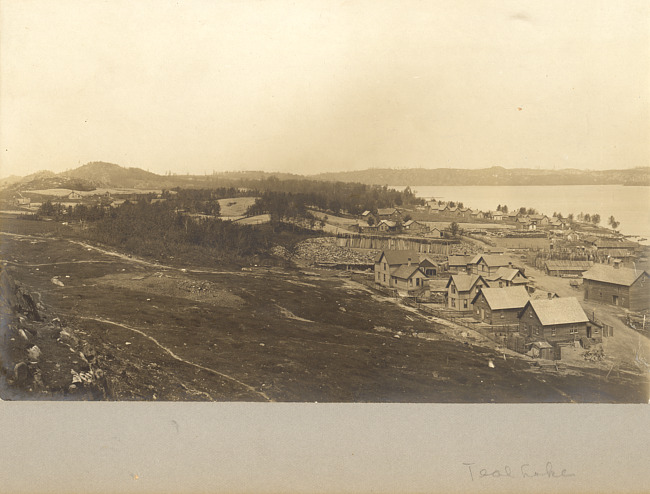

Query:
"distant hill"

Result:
[[60, 162, 171, 188], [310, 166, 650, 186], [2, 162, 649, 195]]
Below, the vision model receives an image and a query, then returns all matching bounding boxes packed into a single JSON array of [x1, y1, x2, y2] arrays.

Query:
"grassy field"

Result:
[[1, 215, 647, 402]]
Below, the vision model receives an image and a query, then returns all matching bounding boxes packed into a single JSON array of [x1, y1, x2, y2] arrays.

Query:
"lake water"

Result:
[[392, 185, 650, 242]]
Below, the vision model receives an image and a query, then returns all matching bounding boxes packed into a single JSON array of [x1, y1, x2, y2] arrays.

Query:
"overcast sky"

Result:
[[1, 0, 648, 177]]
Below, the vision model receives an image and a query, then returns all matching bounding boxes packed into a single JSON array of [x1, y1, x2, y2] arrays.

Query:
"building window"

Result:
[[529, 311, 533, 318], [551, 327, 556, 336], [534, 327, 539, 335], [451, 299, 456, 307], [416, 278, 420, 287], [569, 325, 578, 335], [451, 285, 456, 294], [500, 312, 504, 319], [383, 263, 386, 270], [463, 300, 468, 309], [383, 274, 386, 282]]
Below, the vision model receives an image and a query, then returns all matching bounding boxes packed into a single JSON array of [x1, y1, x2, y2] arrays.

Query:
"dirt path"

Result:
[[77, 316, 273, 402]]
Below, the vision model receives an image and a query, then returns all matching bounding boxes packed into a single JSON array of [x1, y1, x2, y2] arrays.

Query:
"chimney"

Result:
[[548, 292, 553, 299], [613, 259, 621, 269], [407, 257, 412, 267]]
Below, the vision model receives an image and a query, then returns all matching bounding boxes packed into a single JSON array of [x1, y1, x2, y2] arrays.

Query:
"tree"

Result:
[[367, 216, 375, 226], [497, 204, 502, 212], [591, 214, 600, 225], [608, 216, 620, 230], [519, 207, 527, 214], [448, 221, 461, 237], [568, 213, 574, 221], [403, 214, 412, 222], [583, 213, 591, 222], [501, 205, 508, 214]]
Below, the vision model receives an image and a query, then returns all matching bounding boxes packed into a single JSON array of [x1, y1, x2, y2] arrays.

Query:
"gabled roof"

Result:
[[582, 264, 648, 287], [403, 219, 424, 227], [361, 210, 372, 216], [377, 208, 399, 216], [447, 254, 471, 266], [472, 286, 529, 310], [419, 256, 440, 267], [488, 267, 526, 282], [391, 264, 424, 280], [469, 254, 514, 267], [446, 274, 486, 292], [375, 250, 419, 265], [378, 220, 397, 228], [524, 297, 589, 326]]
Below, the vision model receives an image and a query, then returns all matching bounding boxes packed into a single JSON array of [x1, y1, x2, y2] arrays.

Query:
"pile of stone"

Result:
[[293, 237, 378, 265], [583, 346, 605, 362]]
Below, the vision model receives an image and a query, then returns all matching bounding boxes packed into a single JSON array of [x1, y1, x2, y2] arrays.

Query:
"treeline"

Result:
[[36, 190, 323, 264], [38, 199, 315, 264], [232, 178, 422, 215]]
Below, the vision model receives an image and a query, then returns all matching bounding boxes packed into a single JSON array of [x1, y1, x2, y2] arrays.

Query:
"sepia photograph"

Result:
[[0, 0, 649, 492]]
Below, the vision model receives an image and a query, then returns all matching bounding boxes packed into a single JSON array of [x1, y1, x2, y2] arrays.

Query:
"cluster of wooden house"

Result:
[[372, 249, 633, 360], [423, 202, 568, 230], [354, 208, 444, 237]]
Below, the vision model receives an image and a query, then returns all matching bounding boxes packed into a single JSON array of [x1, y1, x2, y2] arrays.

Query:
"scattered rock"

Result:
[[50, 277, 64, 287], [26, 345, 41, 360]]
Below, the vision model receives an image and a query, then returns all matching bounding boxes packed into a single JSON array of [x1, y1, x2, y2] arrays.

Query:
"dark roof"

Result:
[[447, 274, 486, 292], [525, 298, 589, 326], [391, 265, 424, 280], [419, 256, 440, 267], [375, 250, 419, 265], [472, 286, 529, 310], [582, 264, 648, 286]]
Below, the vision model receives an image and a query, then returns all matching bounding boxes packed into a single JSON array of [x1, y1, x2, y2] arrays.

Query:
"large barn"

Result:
[[544, 260, 593, 277], [519, 298, 590, 345], [582, 262, 650, 311]]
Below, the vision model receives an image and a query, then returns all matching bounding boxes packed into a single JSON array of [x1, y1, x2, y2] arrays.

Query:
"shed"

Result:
[[531, 341, 555, 360]]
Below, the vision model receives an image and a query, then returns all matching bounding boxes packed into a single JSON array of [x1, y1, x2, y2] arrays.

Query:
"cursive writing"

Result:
[[464, 462, 575, 481]]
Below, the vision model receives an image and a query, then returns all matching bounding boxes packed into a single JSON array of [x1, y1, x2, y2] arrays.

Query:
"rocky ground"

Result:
[[292, 237, 379, 265], [0, 216, 648, 402]]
